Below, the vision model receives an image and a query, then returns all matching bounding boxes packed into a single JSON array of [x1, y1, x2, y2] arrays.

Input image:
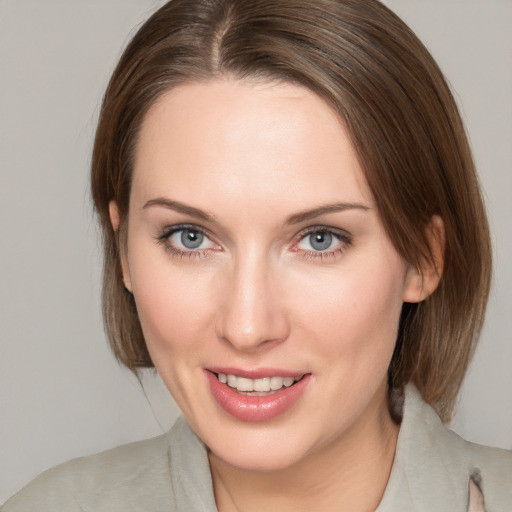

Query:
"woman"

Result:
[[3, 0, 511, 511]]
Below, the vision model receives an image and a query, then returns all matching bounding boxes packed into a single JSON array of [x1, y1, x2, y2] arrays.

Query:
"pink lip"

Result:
[[205, 369, 311, 422]]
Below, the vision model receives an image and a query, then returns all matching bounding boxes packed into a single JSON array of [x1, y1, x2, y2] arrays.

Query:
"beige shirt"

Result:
[[2, 385, 511, 512]]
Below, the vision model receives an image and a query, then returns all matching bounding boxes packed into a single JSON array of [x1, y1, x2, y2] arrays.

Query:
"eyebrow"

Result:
[[143, 197, 370, 225], [143, 197, 215, 222], [286, 202, 371, 224]]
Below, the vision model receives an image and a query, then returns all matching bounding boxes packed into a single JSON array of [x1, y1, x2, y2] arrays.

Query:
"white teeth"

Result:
[[270, 376, 283, 390], [218, 373, 303, 392], [253, 378, 271, 392], [236, 377, 254, 392]]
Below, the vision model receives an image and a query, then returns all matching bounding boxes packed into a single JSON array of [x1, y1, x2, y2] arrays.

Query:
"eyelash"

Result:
[[156, 224, 352, 261], [157, 224, 216, 260], [293, 227, 352, 261]]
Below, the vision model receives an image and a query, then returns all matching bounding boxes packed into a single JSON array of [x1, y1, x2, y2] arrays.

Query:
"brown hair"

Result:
[[91, 0, 491, 421]]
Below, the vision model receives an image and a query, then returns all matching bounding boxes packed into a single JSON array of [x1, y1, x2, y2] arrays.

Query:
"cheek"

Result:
[[129, 254, 218, 358], [290, 257, 406, 363], [129, 260, 221, 419]]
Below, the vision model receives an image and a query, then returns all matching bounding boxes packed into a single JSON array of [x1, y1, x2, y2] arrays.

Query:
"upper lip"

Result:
[[206, 366, 308, 379]]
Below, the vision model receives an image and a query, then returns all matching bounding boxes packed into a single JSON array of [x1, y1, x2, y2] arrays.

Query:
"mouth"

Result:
[[215, 372, 305, 396], [205, 368, 311, 422]]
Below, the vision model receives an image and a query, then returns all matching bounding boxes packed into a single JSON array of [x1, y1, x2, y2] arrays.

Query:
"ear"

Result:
[[403, 215, 445, 303], [109, 201, 132, 293]]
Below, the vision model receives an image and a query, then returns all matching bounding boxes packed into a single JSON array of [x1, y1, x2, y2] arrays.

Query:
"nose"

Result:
[[216, 251, 290, 352]]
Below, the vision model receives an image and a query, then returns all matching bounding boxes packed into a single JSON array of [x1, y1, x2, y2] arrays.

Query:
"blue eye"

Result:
[[180, 229, 204, 249], [308, 231, 334, 251], [167, 227, 216, 251], [297, 229, 347, 253]]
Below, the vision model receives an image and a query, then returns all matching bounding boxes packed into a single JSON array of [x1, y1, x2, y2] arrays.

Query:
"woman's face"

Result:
[[117, 79, 422, 471]]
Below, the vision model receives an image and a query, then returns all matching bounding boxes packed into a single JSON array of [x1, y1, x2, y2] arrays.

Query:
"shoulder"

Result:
[[435, 415, 512, 510], [1, 417, 208, 512], [382, 384, 512, 512], [417, 386, 512, 487]]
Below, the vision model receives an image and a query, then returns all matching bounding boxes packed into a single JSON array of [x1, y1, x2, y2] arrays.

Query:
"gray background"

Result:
[[1, 0, 511, 502]]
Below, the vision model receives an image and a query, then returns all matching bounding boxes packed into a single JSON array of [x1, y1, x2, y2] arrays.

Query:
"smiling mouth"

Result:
[[215, 373, 305, 396], [207, 370, 312, 421]]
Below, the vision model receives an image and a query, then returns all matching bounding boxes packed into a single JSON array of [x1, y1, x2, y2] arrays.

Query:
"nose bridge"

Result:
[[218, 246, 288, 351]]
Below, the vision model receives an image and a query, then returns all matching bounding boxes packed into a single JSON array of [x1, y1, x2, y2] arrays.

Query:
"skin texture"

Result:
[[110, 79, 441, 512]]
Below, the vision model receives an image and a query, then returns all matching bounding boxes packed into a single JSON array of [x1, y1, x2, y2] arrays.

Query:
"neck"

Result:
[[209, 383, 400, 512]]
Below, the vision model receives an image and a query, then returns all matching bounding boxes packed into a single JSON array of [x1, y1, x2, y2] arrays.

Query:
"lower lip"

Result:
[[205, 371, 311, 422]]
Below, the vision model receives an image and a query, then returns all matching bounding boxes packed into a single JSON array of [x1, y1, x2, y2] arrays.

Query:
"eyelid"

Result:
[[295, 225, 352, 244], [158, 223, 222, 255], [160, 223, 208, 239], [291, 225, 352, 257]]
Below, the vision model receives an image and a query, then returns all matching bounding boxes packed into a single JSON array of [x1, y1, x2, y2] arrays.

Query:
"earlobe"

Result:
[[403, 215, 445, 303], [109, 201, 132, 293], [109, 200, 121, 232]]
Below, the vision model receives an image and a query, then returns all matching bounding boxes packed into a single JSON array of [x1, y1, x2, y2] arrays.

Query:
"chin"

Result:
[[202, 417, 324, 473], [211, 439, 310, 473]]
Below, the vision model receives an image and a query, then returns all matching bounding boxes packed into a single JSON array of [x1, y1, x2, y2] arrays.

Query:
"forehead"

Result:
[[131, 78, 374, 212]]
